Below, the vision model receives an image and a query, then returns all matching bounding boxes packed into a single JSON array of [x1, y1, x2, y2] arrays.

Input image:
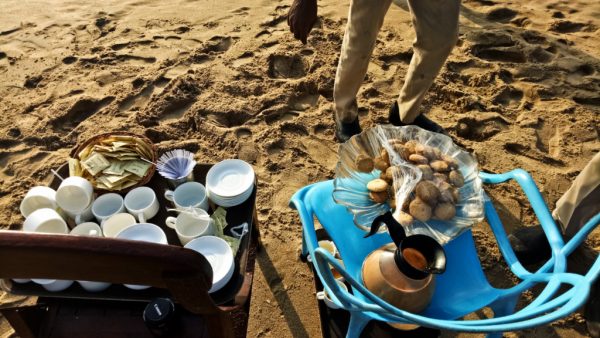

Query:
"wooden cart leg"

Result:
[[1, 305, 46, 338], [205, 312, 235, 338]]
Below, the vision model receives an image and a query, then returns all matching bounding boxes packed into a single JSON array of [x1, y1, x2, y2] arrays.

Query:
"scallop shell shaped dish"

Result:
[[333, 125, 484, 244]]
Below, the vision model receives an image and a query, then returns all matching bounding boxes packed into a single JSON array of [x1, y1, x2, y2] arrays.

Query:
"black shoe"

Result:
[[388, 101, 445, 134], [508, 226, 552, 266], [585, 278, 600, 338], [335, 116, 361, 143]]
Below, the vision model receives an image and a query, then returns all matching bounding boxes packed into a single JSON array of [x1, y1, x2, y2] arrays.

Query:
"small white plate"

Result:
[[206, 160, 254, 198], [184, 236, 234, 293], [209, 185, 253, 207]]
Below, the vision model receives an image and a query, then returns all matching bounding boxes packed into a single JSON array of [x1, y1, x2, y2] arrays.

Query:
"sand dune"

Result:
[[1, 0, 599, 337]]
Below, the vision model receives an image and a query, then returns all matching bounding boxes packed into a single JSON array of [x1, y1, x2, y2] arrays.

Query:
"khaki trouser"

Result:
[[553, 152, 600, 239], [333, 0, 460, 123]]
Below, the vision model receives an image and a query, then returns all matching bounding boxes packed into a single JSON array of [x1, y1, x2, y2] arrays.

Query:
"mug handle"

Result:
[[164, 190, 174, 202], [75, 214, 83, 225], [165, 216, 177, 229], [138, 213, 146, 223], [316, 291, 325, 301]]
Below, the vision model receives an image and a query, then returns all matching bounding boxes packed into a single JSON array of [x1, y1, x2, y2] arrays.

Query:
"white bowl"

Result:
[[78, 280, 111, 292], [184, 236, 234, 293], [32, 279, 74, 292], [116, 223, 167, 290]]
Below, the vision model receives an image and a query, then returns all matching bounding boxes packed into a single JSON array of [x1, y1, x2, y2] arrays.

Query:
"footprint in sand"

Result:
[[201, 36, 234, 53], [51, 96, 115, 132], [549, 20, 596, 33], [492, 86, 523, 107], [486, 7, 517, 23], [267, 54, 308, 79], [455, 113, 509, 141]]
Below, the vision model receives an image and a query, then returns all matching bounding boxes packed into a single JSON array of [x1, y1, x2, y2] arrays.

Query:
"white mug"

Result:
[[70, 222, 103, 237], [165, 209, 214, 245], [92, 193, 125, 223], [164, 182, 209, 211], [316, 280, 348, 309], [64, 199, 94, 225], [20, 186, 57, 218], [101, 213, 137, 238], [56, 176, 94, 213], [70, 223, 111, 292], [115, 223, 168, 290], [124, 187, 159, 223], [23, 208, 69, 234]]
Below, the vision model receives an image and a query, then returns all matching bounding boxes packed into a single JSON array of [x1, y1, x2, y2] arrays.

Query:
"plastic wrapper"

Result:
[[333, 125, 484, 244]]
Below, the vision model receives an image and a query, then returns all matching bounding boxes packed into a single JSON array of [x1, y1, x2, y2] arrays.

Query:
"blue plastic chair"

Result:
[[290, 169, 600, 338]]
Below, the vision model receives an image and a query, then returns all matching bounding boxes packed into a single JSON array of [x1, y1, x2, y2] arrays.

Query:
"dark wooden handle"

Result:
[[0, 230, 221, 315]]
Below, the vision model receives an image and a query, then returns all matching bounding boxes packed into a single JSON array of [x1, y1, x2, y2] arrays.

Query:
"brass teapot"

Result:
[[362, 211, 446, 315]]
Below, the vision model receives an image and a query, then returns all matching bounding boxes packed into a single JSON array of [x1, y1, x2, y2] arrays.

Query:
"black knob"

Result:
[[143, 298, 176, 336]]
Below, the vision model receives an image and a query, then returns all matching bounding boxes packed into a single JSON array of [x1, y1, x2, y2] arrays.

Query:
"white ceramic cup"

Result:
[[165, 209, 214, 245], [32, 278, 74, 292], [101, 213, 137, 238], [164, 182, 209, 211], [92, 193, 125, 223], [64, 199, 95, 225], [308, 240, 338, 263], [70, 222, 103, 237], [124, 187, 159, 223], [56, 176, 94, 213], [23, 208, 69, 234], [70, 223, 111, 292], [316, 280, 348, 309], [20, 186, 57, 218], [115, 223, 168, 290]]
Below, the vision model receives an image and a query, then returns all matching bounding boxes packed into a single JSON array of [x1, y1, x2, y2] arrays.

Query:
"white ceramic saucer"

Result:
[[206, 159, 254, 199], [184, 236, 234, 293]]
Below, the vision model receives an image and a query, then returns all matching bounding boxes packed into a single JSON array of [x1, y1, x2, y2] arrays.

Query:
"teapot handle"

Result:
[[365, 211, 406, 247]]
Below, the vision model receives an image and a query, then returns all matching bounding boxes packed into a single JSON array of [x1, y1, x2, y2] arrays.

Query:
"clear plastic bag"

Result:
[[333, 125, 484, 244]]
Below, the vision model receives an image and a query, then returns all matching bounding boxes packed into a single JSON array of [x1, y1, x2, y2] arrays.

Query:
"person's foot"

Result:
[[335, 116, 361, 143], [508, 226, 552, 266], [388, 101, 445, 134]]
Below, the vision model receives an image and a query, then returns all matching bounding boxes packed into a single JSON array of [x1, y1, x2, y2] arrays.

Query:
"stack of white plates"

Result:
[[206, 159, 255, 207]]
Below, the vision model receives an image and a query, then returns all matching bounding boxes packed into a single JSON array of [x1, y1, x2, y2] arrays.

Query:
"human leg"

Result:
[[394, 0, 460, 123], [333, 0, 392, 125]]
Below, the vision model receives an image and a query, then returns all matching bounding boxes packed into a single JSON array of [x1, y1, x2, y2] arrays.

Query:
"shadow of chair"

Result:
[[290, 169, 600, 338], [0, 231, 256, 338]]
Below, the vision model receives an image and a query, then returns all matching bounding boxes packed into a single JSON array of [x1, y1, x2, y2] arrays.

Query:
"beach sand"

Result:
[[1, 0, 599, 337]]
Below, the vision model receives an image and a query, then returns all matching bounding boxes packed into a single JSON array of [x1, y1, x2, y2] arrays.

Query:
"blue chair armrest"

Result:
[[480, 169, 566, 274]]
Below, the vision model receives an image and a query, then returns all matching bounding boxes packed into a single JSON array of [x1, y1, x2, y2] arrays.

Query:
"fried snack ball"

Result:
[[356, 154, 374, 173], [409, 198, 432, 222], [438, 181, 457, 203], [418, 165, 434, 180], [415, 180, 440, 205], [380, 148, 391, 166], [385, 166, 395, 182], [395, 210, 414, 227], [367, 179, 388, 192], [434, 202, 456, 220], [433, 173, 449, 183], [404, 140, 418, 154], [392, 144, 410, 161], [374, 156, 389, 171], [442, 155, 458, 170], [389, 198, 397, 210], [408, 154, 428, 164], [369, 190, 389, 203], [449, 170, 465, 187], [430, 160, 449, 172]]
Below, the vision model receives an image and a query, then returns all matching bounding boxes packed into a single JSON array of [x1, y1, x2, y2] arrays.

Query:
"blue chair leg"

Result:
[[346, 313, 370, 338], [485, 295, 519, 338], [300, 232, 309, 261]]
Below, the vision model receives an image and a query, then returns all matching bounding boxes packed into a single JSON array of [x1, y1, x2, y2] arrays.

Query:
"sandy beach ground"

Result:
[[1, 0, 599, 337]]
